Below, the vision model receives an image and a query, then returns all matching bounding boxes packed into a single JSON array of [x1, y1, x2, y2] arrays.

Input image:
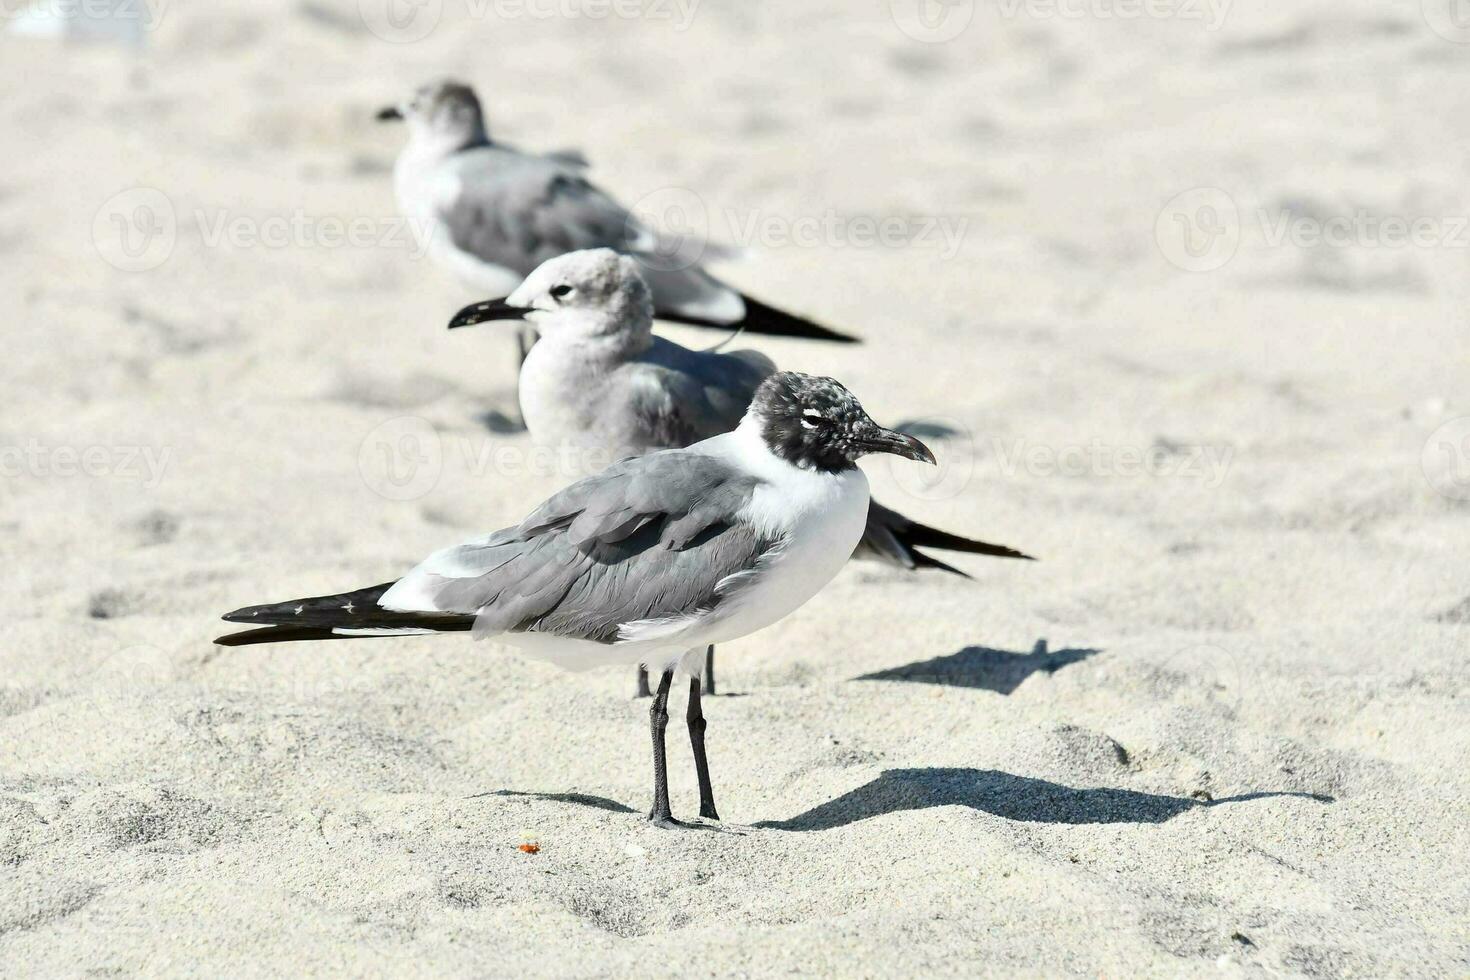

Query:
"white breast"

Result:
[[694, 423, 870, 645], [518, 341, 605, 454], [519, 340, 663, 472]]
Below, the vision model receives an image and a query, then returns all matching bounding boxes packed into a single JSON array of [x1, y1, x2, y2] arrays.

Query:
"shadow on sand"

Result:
[[756, 768, 1333, 831], [855, 639, 1099, 695], [483, 789, 636, 814]]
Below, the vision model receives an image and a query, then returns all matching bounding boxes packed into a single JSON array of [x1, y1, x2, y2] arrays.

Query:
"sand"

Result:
[[2, 0, 1468, 975]]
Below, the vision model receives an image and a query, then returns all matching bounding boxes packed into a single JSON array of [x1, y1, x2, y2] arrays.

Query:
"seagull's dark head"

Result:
[[448, 248, 654, 344], [748, 372, 937, 473], [378, 79, 487, 148]]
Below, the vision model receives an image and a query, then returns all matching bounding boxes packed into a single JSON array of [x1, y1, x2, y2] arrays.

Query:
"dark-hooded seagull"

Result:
[[217, 371, 933, 828]]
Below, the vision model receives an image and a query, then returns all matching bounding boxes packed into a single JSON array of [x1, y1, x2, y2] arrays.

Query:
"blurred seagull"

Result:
[[217, 372, 932, 828], [448, 249, 1034, 695], [377, 79, 860, 372]]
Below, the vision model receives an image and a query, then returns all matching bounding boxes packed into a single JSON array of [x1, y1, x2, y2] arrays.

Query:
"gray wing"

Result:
[[436, 146, 746, 322], [621, 340, 776, 448], [379, 450, 777, 643], [437, 148, 646, 275]]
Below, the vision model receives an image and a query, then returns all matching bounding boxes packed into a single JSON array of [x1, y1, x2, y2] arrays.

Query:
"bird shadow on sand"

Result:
[[855, 639, 1098, 695], [482, 789, 636, 814], [757, 769, 1333, 831], [476, 408, 526, 434], [484, 790, 748, 833], [894, 419, 962, 440]]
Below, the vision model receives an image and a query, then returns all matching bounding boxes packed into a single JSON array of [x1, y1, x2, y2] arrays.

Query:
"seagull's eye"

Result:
[[799, 409, 832, 431], [550, 284, 574, 301]]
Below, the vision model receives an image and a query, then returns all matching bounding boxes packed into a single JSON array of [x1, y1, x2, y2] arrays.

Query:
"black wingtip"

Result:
[[736, 294, 862, 343], [654, 293, 861, 344], [221, 607, 263, 624], [983, 546, 1037, 562]]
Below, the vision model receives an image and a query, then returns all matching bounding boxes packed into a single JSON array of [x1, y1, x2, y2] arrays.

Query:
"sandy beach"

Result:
[[2, 0, 1468, 975]]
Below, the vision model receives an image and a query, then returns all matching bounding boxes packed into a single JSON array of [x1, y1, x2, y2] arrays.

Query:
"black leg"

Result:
[[702, 645, 716, 696], [634, 666, 652, 699], [647, 668, 681, 828], [687, 676, 720, 821]]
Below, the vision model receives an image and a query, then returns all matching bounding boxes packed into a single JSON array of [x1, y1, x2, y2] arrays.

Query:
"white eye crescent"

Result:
[[800, 409, 825, 431]]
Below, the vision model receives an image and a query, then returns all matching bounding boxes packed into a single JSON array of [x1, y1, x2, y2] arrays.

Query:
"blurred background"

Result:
[[2, 1, 1467, 975]]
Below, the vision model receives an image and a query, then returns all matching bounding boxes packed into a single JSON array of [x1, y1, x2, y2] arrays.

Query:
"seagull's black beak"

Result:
[[448, 297, 535, 329], [376, 105, 404, 122], [858, 424, 937, 465]]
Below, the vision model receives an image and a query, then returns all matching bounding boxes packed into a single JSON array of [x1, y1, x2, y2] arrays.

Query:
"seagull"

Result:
[[376, 79, 860, 374], [216, 371, 934, 828], [447, 249, 1034, 696]]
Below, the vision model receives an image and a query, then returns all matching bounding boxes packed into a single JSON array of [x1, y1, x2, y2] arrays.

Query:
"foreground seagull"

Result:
[[448, 249, 1034, 695], [217, 372, 933, 827], [377, 79, 859, 372]]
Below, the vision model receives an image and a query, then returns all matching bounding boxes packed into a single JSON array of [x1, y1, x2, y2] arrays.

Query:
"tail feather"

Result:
[[215, 625, 353, 647], [909, 549, 974, 579], [654, 292, 861, 344], [217, 580, 475, 646]]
